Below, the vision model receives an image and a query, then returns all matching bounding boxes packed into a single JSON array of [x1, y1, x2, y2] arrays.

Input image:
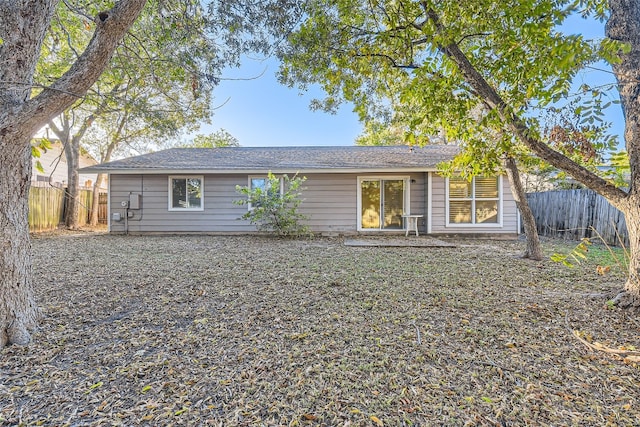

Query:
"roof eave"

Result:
[[81, 167, 443, 175]]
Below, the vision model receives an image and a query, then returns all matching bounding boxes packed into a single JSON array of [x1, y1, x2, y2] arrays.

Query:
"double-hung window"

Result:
[[447, 176, 500, 225], [169, 176, 204, 211]]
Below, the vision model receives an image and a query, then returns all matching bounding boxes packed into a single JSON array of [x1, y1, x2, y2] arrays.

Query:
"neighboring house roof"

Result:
[[81, 145, 460, 174]]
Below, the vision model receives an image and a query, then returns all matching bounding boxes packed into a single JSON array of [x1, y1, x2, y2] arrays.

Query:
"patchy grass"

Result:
[[549, 237, 629, 274], [1, 234, 639, 426]]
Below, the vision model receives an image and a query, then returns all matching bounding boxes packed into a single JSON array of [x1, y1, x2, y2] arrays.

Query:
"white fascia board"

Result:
[[93, 167, 441, 175]]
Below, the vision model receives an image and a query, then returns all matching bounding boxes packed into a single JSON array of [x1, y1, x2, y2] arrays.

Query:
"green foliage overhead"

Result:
[[30, 138, 54, 174], [33, 0, 260, 163], [234, 173, 310, 237], [276, 0, 624, 179], [355, 121, 410, 146], [182, 129, 240, 148], [281, 0, 596, 112]]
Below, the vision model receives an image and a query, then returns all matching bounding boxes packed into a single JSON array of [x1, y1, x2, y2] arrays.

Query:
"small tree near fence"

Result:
[[234, 173, 310, 237]]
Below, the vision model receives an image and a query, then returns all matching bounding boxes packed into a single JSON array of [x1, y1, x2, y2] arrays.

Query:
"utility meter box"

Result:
[[129, 193, 141, 210], [112, 212, 122, 222]]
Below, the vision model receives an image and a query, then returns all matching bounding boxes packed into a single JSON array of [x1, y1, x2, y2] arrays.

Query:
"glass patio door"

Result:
[[360, 179, 405, 230]]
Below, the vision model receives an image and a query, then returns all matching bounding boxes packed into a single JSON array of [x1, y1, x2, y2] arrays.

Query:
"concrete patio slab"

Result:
[[344, 237, 456, 247]]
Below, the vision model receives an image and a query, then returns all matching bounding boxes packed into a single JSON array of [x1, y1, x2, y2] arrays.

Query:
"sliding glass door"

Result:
[[359, 178, 407, 230]]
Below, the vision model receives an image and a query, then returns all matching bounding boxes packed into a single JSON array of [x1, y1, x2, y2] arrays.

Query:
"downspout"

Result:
[[124, 203, 129, 235], [107, 173, 111, 232], [424, 172, 430, 234]]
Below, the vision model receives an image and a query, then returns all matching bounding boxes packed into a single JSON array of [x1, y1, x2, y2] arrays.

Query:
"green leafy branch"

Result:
[[234, 172, 311, 237], [31, 137, 53, 174], [550, 238, 592, 268], [551, 227, 629, 277]]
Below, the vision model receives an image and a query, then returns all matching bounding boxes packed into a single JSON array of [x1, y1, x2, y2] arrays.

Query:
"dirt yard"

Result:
[[1, 233, 639, 426]]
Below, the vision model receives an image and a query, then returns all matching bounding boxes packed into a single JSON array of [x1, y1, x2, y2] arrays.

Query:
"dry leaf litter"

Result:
[[1, 233, 639, 426]]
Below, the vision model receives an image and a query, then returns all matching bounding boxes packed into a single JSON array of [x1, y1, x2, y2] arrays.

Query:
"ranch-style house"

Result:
[[82, 145, 519, 236]]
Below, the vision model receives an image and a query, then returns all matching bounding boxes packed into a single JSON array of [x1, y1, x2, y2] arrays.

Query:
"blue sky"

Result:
[[204, 59, 362, 147], [202, 14, 625, 149]]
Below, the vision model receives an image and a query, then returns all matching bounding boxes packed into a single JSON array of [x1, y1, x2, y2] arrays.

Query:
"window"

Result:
[[358, 177, 409, 230], [248, 175, 283, 210], [169, 176, 203, 210], [447, 176, 500, 225]]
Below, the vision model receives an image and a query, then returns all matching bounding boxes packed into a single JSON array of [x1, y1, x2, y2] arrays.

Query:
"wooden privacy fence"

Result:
[[28, 183, 107, 231], [29, 186, 65, 231], [526, 189, 628, 247]]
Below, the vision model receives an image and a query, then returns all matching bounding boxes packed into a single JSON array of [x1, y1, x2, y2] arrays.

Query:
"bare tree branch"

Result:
[[423, 6, 628, 208], [15, 0, 148, 137]]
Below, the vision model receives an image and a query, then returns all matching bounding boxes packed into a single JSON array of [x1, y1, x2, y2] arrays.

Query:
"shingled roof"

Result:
[[82, 145, 460, 174]]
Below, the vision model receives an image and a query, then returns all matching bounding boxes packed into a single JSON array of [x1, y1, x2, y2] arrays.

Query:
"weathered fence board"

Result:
[[526, 190, 628, 246], [72, 189, 93, 227], [98, 193, 108, 224], [28, 186, 65, 232], [28, 184, 107, 231]]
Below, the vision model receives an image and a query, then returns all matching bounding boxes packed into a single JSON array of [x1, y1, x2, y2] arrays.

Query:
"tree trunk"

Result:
[[622, 201, 640, 304], [0, 0, 147, 349], [0, 0, 54, 348], [503, 155, 543, 260], [64, 136, 81, 229], [609, 197, 640, 307], [606, 0, 640, 304], [0, 137, 39, 347], [50, 113, 86, 230], [89, 173, 107, 226]]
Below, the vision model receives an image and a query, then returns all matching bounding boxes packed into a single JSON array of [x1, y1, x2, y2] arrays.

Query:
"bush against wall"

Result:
[[234, 172, 310, 237]]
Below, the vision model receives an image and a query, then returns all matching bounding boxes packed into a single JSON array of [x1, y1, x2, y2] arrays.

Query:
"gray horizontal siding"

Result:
[[298, 174, 356, 232], [409, 173, 426, 233], [110, 174, 255, 233], [109, 173, 361, 234], [108, 172, 517, 235]]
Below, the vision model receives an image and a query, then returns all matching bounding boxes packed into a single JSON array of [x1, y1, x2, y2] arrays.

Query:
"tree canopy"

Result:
[[181, 129, 240, 148], [31, 0, 225, 228], [37, 0, 226, 157], [279, 0, 619, 172]]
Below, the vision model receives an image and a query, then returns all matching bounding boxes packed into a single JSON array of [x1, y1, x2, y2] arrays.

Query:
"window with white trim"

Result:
[[447, 176, 500, 225], [248, 175, 283, 210], [169, 176, 203, 210]]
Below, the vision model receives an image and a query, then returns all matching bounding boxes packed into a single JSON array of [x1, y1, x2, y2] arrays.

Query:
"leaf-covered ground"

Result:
[[1, 233, 639, 426]]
